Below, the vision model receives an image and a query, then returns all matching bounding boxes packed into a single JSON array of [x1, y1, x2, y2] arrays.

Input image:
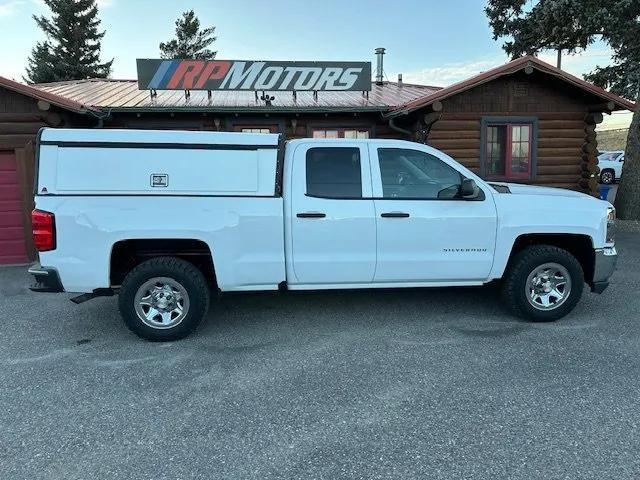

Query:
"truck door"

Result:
[[369, 145, 497, 283], [287, 143, 376, 285]]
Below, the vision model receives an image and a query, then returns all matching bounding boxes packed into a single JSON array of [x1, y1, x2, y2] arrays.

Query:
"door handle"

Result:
[[297, 212, 326, 218], [380, 212, 410, 218]]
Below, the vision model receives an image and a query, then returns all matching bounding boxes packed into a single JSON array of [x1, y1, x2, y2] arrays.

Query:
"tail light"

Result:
[[32, 209, 56, 251]]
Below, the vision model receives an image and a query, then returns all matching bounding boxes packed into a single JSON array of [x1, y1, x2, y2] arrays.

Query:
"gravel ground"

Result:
[[617, 219, 640, 232], [1, 233, 639, 480]]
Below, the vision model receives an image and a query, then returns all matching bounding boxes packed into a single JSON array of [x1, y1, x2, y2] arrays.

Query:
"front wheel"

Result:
[[119, 257, 210, 341], [501, 245, 584, 322]]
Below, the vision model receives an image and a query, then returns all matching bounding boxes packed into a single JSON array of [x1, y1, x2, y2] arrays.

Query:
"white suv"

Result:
[[598, 151, 625, 184]]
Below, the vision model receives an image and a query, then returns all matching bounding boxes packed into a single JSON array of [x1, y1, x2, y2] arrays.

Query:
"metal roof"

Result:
[[0, 75, 99, 113], [32, 79, 441, 113], [389, 56, 635, 116]]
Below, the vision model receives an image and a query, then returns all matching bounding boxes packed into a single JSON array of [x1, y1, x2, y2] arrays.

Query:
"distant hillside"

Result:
[[597, 129, 628, 152]]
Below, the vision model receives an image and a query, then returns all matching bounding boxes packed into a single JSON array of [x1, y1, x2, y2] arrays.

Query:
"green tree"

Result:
[[25, 0, 113, 83], [159, 10, 217, 60], [486, 0, 640, 219]]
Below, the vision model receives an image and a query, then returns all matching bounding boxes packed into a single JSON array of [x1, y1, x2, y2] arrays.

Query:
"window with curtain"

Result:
[[484, 123, 533, 179]]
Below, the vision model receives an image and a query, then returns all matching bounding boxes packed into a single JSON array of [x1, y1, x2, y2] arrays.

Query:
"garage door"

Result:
[[0, 151, 28, 264]]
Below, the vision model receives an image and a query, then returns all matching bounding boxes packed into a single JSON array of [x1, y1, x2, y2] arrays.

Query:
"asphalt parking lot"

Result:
[[1, 232, 639, 480]]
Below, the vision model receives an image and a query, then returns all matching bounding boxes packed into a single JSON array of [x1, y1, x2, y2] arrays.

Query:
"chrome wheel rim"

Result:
[[134, 277, 190, 329], [602, 172, 613, 184], [525, 263, 572, 311]]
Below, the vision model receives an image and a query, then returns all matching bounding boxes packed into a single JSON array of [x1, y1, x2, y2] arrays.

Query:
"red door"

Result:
[[0, 151, 28, 264]]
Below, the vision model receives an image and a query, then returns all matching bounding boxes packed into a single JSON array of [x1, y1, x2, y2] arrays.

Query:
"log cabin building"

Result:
[[0, 55, 634, 264]]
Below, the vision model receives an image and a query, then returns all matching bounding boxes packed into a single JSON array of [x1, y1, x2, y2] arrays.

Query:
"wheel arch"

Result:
[[109, 238, 217, 289], [503, 233, 595, 285]]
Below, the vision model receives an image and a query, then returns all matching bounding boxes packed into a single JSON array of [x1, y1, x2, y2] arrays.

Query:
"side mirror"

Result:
[[460, 178, 479, 199]]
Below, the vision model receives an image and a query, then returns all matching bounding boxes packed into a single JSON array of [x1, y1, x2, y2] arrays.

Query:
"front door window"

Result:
[[377, 148, 462, 199]]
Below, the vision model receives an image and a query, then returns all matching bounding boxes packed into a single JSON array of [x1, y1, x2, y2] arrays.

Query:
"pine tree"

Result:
[[160, 10, 217, 60], [486, 0, 640, 220], [25, 0, 113, 83]]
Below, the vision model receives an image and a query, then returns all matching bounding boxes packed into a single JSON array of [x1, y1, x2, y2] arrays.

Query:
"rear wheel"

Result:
[[502, 245, 584, 322], [119, 257, 210, 341], [600, 169, 615, 184]]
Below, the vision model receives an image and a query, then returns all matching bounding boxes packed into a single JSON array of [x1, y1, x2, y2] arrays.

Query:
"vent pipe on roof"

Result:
[[375, 48, 386, 85], [398, 73, 403, 86]]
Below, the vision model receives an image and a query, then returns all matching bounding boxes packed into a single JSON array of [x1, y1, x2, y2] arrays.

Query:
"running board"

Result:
[[70, 288, 115, 304]]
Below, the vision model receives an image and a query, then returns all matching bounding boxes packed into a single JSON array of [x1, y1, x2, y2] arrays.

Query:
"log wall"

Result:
[[424, 72, 600, 194]]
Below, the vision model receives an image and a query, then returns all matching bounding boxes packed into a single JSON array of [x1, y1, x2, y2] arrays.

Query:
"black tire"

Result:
[[600, 169, 615, 184], [501, 245, 584, 322], [118, 257, 210, 341]]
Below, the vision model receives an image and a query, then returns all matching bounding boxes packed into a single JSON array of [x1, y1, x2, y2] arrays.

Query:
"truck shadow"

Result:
[[201, 283, 531, 340]]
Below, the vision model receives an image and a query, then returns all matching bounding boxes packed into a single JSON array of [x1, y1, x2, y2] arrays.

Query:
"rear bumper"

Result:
[[28, 263, 64, 293], [591, 246, 617, 294]]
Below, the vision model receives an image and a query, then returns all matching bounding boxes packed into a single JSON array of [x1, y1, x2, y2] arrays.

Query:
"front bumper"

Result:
[[591, 246, 617, 294], [28, 263, 64, 293]]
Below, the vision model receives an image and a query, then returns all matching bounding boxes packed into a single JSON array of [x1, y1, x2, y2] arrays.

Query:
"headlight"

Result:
[[606, 207, 616, 243]]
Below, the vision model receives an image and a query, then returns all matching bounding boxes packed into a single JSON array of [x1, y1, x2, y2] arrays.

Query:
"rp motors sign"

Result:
[[136, 59, 372, 92]]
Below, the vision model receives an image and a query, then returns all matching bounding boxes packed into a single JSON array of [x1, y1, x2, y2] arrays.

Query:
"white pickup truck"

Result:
[[29, 128, 617, 341], [597, 150, 625, 184]]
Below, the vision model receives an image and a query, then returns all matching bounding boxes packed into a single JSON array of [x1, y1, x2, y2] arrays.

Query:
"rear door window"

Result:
[[305, 147, 362, 198]]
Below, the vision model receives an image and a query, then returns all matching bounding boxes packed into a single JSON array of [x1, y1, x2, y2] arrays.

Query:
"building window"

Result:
[[234, 124, 279, 134], [306, 147, 362, 198], [312, 129, 370, 139], [240, 127, 273, 134], [483, 121, 535, 179]]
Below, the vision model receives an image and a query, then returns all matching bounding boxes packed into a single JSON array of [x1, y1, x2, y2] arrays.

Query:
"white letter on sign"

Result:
[[337, 67, 363, 90], [219, 61, 266, 89], [254, 66, 284, 90], [293, 68, 322, 90], [278, 67, 299, 90], [314, 67, 344, 90]]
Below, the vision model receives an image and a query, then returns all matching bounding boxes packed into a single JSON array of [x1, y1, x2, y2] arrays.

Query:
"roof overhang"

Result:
[[106, 106, 390, 114], [0, 75, 99, 114], [387, 56, 636, 117]]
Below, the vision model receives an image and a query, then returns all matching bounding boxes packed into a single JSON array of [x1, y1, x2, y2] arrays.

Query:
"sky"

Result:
[[0, 0, 632, 129]]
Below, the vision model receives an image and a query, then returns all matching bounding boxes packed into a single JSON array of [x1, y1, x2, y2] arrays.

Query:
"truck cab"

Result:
[[283, 139, 497, 287]]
